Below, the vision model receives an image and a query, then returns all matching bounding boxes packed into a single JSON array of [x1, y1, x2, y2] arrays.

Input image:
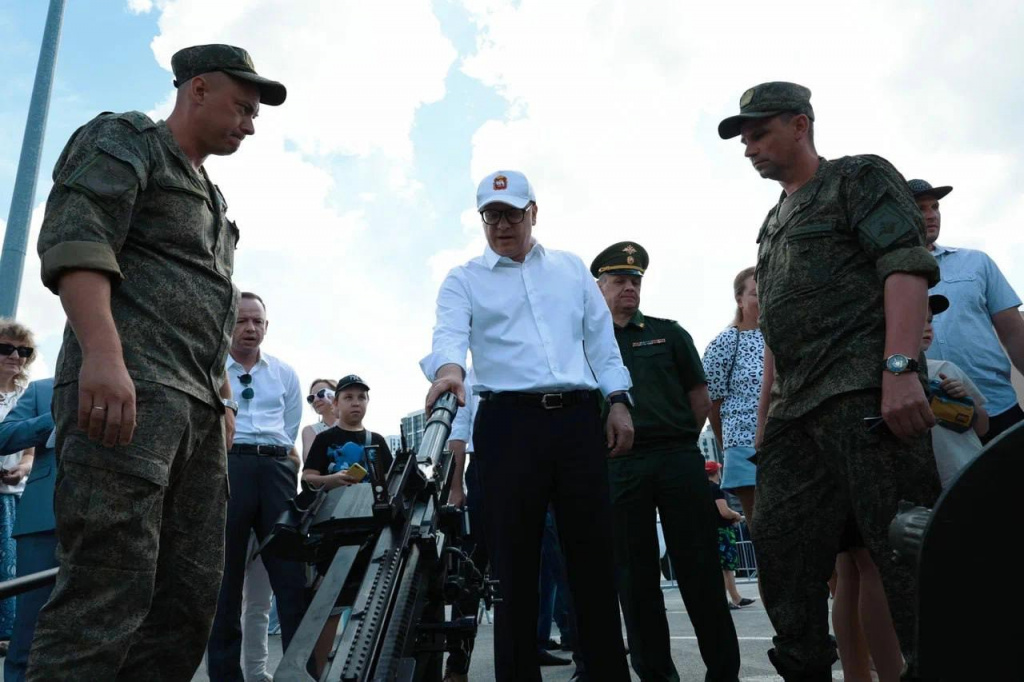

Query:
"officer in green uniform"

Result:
[[719, 82, 941, 681], [592, 242, 740, 682], [29, 45, 285, 681]]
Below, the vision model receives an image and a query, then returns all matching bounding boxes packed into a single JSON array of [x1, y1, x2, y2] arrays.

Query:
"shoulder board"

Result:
[[643, 315, 678, 325]]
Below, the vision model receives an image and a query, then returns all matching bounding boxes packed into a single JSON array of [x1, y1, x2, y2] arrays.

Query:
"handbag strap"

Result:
[[725, 327, 742, 394]]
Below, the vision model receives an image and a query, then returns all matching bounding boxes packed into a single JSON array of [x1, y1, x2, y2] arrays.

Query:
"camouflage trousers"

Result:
[[752, 389, 941, 679], [27, 381, 227, 682]]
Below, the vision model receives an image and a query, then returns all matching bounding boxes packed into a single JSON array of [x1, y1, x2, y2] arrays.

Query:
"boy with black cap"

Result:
[[29, 44, 285, 680], [303, 375, 393, 490], [301, 375, 393, 675]]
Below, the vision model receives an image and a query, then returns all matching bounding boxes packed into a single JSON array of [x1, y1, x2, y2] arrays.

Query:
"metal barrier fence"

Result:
[[659, 520, 758, 589]]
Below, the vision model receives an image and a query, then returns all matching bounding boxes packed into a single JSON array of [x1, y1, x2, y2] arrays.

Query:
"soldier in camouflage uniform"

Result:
[[718, 83, 942, 681], [28, 45, 285, 681]]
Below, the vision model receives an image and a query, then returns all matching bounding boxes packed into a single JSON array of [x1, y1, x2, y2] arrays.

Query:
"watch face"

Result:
[[887, 355, 909, 372]]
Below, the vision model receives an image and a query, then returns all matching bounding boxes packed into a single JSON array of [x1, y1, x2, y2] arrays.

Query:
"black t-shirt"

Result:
[[303, 427, 394, 483], [709, 480, 732, 529]]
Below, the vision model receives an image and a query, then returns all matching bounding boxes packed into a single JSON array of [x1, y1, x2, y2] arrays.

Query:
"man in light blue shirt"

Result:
[[910, 179, 1024, 442], [207, 292, 306, 682]]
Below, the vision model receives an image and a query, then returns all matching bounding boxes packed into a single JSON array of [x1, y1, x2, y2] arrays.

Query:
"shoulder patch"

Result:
[[857, 200, 914, 249]]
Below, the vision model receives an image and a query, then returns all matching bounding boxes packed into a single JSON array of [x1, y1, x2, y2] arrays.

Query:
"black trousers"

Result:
[[474, 398, 630, 682], [207, 453, 309, 682], [981, 403, 1024, 444]]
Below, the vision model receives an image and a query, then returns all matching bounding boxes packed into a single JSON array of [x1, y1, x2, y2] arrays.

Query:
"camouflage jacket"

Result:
[[38, 111, 239, 408], [755, 155, 939, 419]]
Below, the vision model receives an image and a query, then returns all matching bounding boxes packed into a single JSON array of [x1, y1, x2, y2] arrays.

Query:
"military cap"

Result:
[[718, 81, 814, 139], [907, 179, 953, 201], [171, 44, 287, 106], [590, 241, 649, 279], [337, 374, 370, 391]]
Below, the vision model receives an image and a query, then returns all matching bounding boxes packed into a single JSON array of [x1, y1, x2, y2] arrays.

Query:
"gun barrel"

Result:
[[417, 392, 458, 464]]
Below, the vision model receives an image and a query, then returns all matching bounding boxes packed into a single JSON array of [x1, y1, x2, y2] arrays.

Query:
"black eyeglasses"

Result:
[[239, 373, 254, 400], [306, 388, 335, 405], [0, 343, 33, 359], [480, 203, 532, 226]]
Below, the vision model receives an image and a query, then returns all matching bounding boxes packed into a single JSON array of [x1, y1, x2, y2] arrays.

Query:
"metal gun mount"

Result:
[[264, 392, 492, 681]]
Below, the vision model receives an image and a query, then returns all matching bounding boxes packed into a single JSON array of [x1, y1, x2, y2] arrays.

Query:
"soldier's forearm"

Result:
[[883, 273, 929, 359], [58, 270, 122, 358]]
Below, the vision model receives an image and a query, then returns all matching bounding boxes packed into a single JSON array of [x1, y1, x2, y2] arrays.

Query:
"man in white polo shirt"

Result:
[[207, 292, 307, 682], [423, 170, 634, 682]]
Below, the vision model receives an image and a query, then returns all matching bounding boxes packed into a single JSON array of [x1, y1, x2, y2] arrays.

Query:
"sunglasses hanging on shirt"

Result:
[[239, 373, 254, 400]]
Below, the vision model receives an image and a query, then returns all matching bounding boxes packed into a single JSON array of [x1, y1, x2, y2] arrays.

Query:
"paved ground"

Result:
[[188, 580, 854, 681]]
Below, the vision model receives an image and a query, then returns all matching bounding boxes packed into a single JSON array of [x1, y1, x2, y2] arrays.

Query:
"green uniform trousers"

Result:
[[27, 381, 227, 682], [753, 389, 940, 679], [609, 444, 741, 682]]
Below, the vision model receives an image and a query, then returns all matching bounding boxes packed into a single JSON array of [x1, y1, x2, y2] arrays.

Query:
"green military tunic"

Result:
[[607, 310, 740, 682], [752, 154, 943, 677]]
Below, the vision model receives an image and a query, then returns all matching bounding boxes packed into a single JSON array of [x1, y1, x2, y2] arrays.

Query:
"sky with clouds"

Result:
[[2, 0, 1023, 436]]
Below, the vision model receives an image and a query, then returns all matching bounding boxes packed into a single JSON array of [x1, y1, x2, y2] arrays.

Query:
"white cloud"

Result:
[[125, 0, 154, 14], [459, 0, 1024, 352]]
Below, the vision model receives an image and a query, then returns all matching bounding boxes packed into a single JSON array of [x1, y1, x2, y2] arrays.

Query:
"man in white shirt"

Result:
[[207, 292, 306, 682], [422, 170, 634, 682]]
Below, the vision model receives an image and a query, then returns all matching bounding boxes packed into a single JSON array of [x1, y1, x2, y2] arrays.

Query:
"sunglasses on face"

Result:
[[239, 373, 254, 400], [306, 388, 335, 405], [0, 343, 33, 359]]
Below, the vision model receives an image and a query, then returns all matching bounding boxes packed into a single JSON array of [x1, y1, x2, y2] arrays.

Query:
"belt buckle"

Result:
[[541, 393, 564, 410]]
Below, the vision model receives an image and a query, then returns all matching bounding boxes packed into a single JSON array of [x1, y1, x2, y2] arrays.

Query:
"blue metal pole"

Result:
[[0, 0, 67, 318]]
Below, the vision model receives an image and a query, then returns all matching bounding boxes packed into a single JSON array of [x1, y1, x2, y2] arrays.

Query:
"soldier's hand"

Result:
[[606, 403, 634, 457], [224, 408, 236, 450], [78, 350, 137, 448], [881, 372, 935, 439]]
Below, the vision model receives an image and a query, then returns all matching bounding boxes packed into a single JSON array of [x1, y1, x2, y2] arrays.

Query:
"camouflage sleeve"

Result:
[[843, 155, 939, 286], [37, 115, 148, 294], [670, 322, 707, 391]]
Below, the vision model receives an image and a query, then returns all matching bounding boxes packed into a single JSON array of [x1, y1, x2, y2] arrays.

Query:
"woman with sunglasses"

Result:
[[0, 319, 38, 654], [301, 378, 339, 463]]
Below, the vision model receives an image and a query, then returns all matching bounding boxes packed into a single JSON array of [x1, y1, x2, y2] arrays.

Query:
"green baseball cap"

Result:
[[171, 44, 287, 106], [718, 81, 814, 140]]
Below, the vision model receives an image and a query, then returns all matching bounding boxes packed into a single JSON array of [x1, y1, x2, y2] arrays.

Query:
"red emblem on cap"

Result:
[[493, 174, 508, 191]]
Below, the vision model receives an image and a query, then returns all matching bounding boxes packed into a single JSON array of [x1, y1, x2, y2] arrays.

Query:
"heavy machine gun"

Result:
[[264, 392, 492, 681]]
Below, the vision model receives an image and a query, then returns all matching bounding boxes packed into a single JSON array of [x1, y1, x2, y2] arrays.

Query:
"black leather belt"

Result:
[[229, 444, 289, 456], [479, 390, 596, 410]]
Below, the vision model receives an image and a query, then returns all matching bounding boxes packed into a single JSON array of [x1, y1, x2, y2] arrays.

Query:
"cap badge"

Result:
[[627, 256, 635, 265], [493, 174, 508, 191], [740, 88, 755, 107], [622, 245, 638, 255]]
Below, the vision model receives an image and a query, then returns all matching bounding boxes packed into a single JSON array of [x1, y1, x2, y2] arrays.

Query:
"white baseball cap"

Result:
[[476, 170, 536, 211]]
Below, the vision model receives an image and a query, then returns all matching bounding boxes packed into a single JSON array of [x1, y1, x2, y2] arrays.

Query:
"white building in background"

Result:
[[698, 427, 722, 464], [401, 409, 427, 453], [386, 435, 402, 454]]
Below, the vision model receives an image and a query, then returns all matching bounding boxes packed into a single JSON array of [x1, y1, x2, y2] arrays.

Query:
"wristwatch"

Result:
[[883, 354, 920, 376], [222, 398, 239, 415], [608, 391, 635, 409]]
